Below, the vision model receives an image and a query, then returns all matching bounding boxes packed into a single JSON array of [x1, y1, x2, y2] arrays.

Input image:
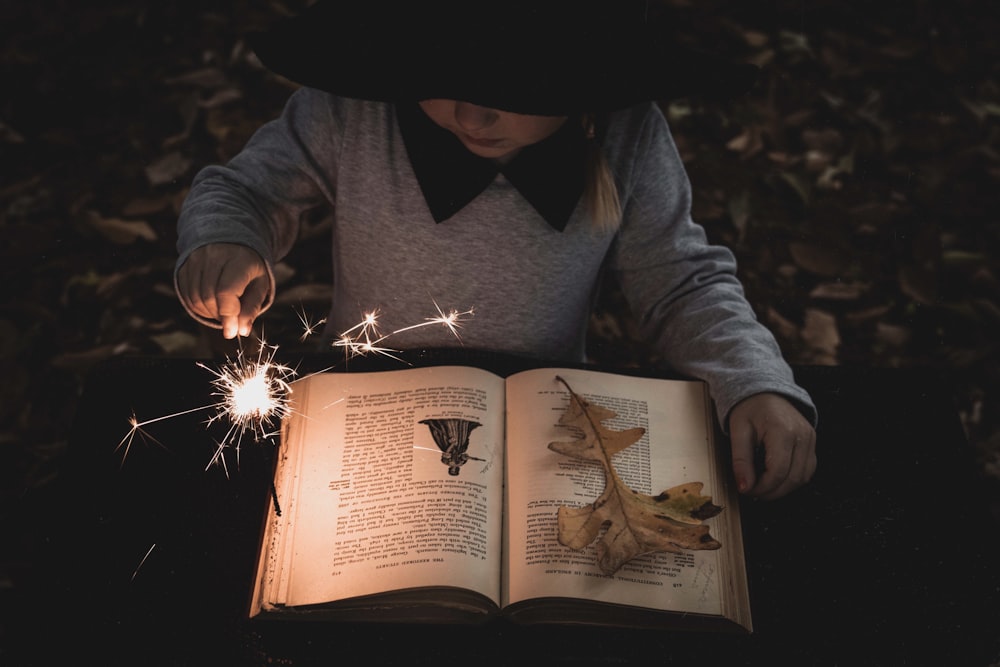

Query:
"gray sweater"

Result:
[[176, 88, 816, 427]]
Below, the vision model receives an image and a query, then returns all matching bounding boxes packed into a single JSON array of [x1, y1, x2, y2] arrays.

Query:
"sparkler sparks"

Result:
[[116, 404, 210, 467], [295, 305, 326, 342], [198, 338, 296, 470], [115, 337, 297, 471], [329, 303, 474, 362], [391, 302, 474, 341], [115, 302, 474, 471], [131, 543, 157, 582]]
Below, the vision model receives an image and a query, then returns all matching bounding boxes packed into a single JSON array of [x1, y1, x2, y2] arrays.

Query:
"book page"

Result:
[[503, 367, 726, 617], [261, 366, 506, 609]]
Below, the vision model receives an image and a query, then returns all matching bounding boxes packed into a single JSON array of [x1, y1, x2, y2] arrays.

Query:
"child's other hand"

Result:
[[729, 393, 817, 500], [176, 243, 269, 339]]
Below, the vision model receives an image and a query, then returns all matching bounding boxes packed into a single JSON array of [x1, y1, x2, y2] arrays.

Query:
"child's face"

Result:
[[418, 99, 568, 162]]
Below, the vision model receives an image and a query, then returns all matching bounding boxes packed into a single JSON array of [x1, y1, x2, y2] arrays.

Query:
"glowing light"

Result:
[[199, 337, 296, 471]]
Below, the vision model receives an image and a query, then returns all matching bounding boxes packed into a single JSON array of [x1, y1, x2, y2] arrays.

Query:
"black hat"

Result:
[[250, 0, 758, 116]]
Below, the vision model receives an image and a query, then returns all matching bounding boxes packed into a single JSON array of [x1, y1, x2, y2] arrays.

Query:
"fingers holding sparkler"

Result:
[[176, 244, 269, 339]]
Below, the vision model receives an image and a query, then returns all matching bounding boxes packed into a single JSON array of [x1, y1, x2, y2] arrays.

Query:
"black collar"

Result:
[[396, 102, 587, 231]]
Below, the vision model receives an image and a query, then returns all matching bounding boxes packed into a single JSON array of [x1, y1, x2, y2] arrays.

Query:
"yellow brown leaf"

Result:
[[549, 376, 723, 574]]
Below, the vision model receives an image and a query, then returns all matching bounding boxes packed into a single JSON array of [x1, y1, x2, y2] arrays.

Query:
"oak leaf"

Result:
[[548, 376, 722, 575]]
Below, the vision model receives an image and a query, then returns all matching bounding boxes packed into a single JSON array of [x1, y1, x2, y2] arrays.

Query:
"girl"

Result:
[[175, 0, 817, 500]]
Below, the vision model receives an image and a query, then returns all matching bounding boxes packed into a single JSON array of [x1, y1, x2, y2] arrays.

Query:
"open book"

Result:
[[250, 365, 751, 633]]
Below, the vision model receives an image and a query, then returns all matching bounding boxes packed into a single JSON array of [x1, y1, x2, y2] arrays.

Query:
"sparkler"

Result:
[[198, 338, 297, 471], [115, 302, 474, 471], [115, 335, 298, 473]]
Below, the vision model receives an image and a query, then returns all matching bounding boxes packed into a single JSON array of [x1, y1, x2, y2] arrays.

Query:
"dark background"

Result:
[[2, 0, 999, 656]]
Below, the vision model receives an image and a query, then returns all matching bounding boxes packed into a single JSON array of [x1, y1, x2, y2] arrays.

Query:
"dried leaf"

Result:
[[85, 211, 157, 244], [748, 47, 776, 68], [198, 87, 243, 109], [942, 250, 988, 269], [49, 343, 129, 371], [0, 120, 25, 144], [778, 30, 813, 57], [802, 128, 844, 152], [766, 307, 800, 341], [898, 264, 938, 305], [845, 304, 892, 325], [742, 29, 769, 48], [960, 97, 1000, 123], [788, 241, 850, 277], [816, 154, 854, 190], [726, 127, 763, 157], [727, 190, 751, 243], [122, 195, 174, 217], [0, 319, 20, 358], [0, 174, 42, 200], [548, 377, 722, 575], [801, 309, 840, 365], [272, 261, 296, 286], [273, 283, 335, 306], [162, 93, 201, 149], [809, 281, 869, 300], [879, 38, 924, 60], [144, 151, 193, 186], [848, 201, 897, 231], [150, 331, 202, 355], [778, 171, 812, 205], [805, 149, 833, 172], [164, 66, 228, 89], [875, 322, 911, 347]]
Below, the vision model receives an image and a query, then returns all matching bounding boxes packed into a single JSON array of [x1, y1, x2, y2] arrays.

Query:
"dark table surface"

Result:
[[5, 349, 1000, 666]]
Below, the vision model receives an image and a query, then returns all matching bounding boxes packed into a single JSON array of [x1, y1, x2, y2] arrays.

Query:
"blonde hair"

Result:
[[582, 113, 622, 233]]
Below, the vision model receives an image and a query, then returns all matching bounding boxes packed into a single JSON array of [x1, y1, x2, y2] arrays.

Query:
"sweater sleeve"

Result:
[[609, 105, 817, 430], [174, 87, 342, 328]]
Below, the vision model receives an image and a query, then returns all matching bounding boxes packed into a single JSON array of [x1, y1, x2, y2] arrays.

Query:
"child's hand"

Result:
[[176, 243, 269, 339], [729, 393, 817, 500]]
